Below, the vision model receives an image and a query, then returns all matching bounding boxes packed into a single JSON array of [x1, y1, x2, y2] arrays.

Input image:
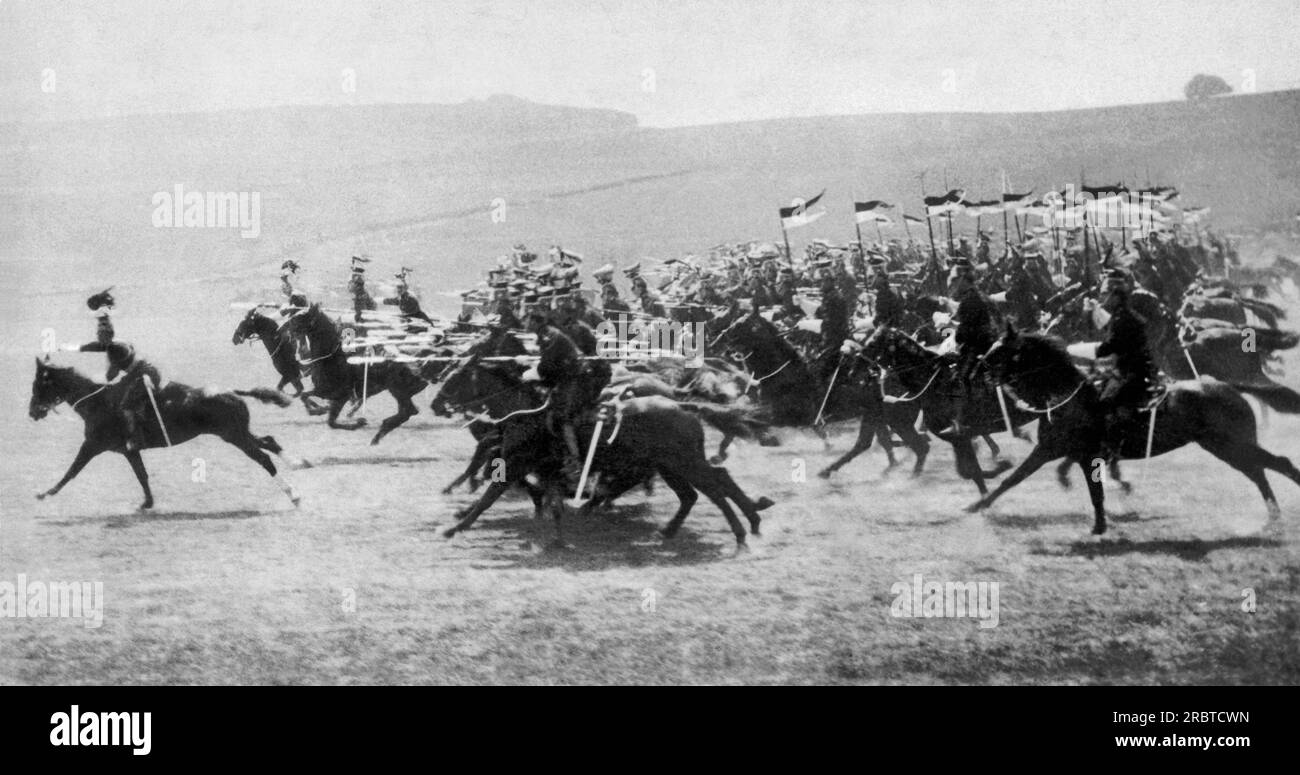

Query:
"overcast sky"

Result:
[[3, 0, 1298, 126]]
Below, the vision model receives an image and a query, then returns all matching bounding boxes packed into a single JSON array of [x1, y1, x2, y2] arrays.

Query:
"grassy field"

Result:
[[2, 388, 1297, 684]]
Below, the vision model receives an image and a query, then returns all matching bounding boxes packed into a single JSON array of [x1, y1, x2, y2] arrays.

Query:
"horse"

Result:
[[971, 325, 1300, 534], [434, 357, 775, 549], [859, 326, 1034, 494], [430, 328, 771, 493], [28, 357, 301, 510], [285, 303, 430, 444], [231, 308, 328, 415], [711, 308, 931, 472]]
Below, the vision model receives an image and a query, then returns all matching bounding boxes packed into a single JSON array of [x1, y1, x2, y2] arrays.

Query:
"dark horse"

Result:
[[428, 327, 530, 494], [285, 303, 429, 444], [232, 308, 328, 415], [434, 357, 775, 549], [859, 326, 1033, 495], [28, 357, 301, 510], [711, 308, 931, 475], [972, 325, 1300, 534]]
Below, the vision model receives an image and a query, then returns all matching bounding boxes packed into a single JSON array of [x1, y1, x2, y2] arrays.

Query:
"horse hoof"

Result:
[[138, 503, 154, 512], [754, 497, 775, 512], [35, 491, 49, 501], [658, 527, 677, 540], [291, 497, 301, 508], [964, 501, 984, 514], [733, 541, 751, 555], [1091, 524, 1107, 536], [442, 527, 458, 539], [817, 468, 832, 479], [441, 486, 455, 496], [709, 455, 726, 465]]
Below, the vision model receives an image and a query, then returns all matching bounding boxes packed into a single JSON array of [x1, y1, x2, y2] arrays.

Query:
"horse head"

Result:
[[29, 355, 71, 420], [430, 353, 485, 417], [232, 308, 268, 345]]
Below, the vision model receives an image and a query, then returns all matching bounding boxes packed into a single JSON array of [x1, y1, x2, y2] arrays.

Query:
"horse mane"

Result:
[[1007, 331, 1081, 394]]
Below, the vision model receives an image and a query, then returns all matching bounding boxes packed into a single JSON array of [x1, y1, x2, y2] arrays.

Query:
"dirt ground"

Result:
[[3, 339, 1297, 684]]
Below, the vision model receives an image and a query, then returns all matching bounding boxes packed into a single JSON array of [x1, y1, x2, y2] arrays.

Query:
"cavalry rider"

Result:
[[347, 256, 377, 324], [280, 260, 300, 299], [76, 290, 162, 451], [814, 276, 851, 385], [381, 269, 434, 327], [1095, 268, 1160, 456], [944, 257, 997, 435], [630, 273, 667, 318], [867, 254, 904, 329], [524, 307, 611, 485]]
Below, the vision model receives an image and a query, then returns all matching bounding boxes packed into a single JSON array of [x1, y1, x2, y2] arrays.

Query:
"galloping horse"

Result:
[[434, 356, 775, 549], [859, 326, 1034, 495], [973, 326, 1300, 534], [285, 303, 429, 444], [29, 357, 301, 510], [711, 308, 931, 474], [231, 308, 327, 415]]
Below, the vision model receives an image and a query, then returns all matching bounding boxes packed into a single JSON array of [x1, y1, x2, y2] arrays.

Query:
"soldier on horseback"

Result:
[[814, 276, 851, 386], [944, 257, 997, 434], [347, 257, 377, 324], [75, 291, 162, 451], [381, 270, 433, 327], [524, 307, 611, 485], [1095, 269, 1160, 457]]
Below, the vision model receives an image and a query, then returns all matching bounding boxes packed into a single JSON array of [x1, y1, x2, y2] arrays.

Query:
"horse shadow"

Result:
[[1036, 534, 1283, 561], [308, 455, 443, 468], [985, 509, 1159, 530], [42, 508, 268, 528], [428, 501, 739, 570]]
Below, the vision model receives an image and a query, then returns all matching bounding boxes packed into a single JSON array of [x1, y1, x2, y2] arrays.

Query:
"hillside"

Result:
[[2, 90, 1298, 320]]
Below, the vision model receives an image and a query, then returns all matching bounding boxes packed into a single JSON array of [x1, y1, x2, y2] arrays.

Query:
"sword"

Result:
[[142, 375, 172, 447]]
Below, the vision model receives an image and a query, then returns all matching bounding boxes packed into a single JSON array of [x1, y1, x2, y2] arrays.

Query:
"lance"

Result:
[[142, 374, 172, 447]]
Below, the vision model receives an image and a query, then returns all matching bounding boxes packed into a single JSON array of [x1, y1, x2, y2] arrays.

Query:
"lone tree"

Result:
[[1185, 73, 1233, 101]]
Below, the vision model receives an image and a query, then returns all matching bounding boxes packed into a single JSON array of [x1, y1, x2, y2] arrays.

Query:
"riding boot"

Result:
[[561, 422, 583, 487], [122, 409, 142, 451]]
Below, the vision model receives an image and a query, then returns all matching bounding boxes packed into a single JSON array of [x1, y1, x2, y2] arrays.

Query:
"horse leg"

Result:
[[951, 436, 1011, 495], [711, 433, 733, 464], [965, 444, 1061, 513], [655, 469, 699, 540], [36, 441, 103, 500], [819, 417, 875, 478], [123, 450, 155, 510], [445, 435, 496, 494], [1056, 458, 1072, 489], [370, 392, 417, 445], [982, 433, 1001, 460], [326, 398, 366, 430], [442, 480, 511, 537], [896, 418, 930, 477], [1107, 457, 1132, 494], [710, 465, 774, 535], [689, 470, 749, 550], [1197, 439, 1286, 522], [232, 434, 301, 507]]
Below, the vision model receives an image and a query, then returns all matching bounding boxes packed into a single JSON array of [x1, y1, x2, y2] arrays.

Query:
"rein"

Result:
[[880, 365, 943, 404], [70, 384, 108, 410]]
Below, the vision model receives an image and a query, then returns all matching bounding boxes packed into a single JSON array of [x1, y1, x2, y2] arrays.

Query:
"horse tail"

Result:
[[234, 388, 293, 408], [678, 402, 770, 440], [1249, 327, 1300, 354], [1232, 381, 1300, 413]]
